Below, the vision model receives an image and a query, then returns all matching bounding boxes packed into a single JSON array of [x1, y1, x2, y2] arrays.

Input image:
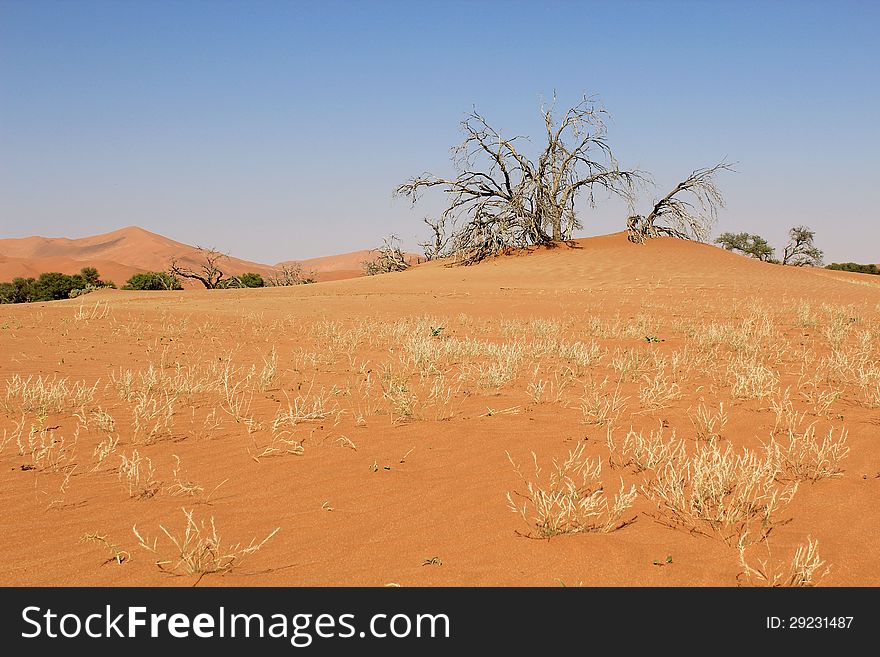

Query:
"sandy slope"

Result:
[[1, 233, 878, 587]]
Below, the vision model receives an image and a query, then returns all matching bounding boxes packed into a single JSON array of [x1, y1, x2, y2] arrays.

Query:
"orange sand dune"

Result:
[[1, 232, 878, 587], [0, 226, 410, 285], [0, 226, 275, 287], [279, 249, 424, 280], [0, 253, 141, 288]]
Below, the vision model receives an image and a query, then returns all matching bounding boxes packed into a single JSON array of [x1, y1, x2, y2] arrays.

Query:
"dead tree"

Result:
[[418, 217, 450, 261], [627, 162, 734, 243], [169, 247, 227, 289], [396, 95, 643, 265], [781, 226, 823, 266], [363, 235, 410, 275], [266, 263, 316, 286]]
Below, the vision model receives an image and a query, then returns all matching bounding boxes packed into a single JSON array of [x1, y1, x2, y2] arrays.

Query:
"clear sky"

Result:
[[1, 0, 878, 264]]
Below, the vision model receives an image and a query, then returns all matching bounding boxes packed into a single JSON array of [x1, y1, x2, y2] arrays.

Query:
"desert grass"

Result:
[[580, 376, 628, 425], [729, 353, 779, 399], [642, 440, 796, 544], [526, 368, 572, 405], [91, 434, 119, 471], [73, 299, 110, 322], [91, 407, 116, 433], [608, 425, 685, 473], [80, 532, 130, 565], [24, 426, 78, 472], [427, 373, 461, 420], [166, 455, 205, 497], [249, 429, 305, 462], [769, 388, 807, 435], [738, 533, 829, 586], [118, 449, 161, 499], [258, 346, 278, 392], [379, 367, 416, 421], [133, 508, 279, 577], [638, 368, 681, 410], [506, 444, 636, 537], [131, 389, 176, 443], [767, 424, 849, 482], [272, 382, 340, 428], [4, 374, 98, 416], [688, 402, 728, 441]]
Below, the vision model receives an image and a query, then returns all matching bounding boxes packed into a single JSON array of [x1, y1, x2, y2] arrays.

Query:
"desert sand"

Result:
[[1, 232, 878, 587]]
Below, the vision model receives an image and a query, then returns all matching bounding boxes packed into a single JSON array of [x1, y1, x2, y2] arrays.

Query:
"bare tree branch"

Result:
[[363, 235, 411, 275], [628, 162, 734, 243], [266, 263, 316, 286], [418, 217, 450, 261], [169, 247, 228, 289]]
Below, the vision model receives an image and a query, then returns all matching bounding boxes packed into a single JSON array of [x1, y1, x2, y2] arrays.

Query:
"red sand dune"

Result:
[[0, 226, 417, 286]]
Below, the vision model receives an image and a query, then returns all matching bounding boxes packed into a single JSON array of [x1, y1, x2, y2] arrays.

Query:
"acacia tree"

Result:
[[169, 247, 228, 289], [781, 226, 823, 266], [627, 162, 733, 243], [396, 96, 643, 265], [715, 232, 776, 262]]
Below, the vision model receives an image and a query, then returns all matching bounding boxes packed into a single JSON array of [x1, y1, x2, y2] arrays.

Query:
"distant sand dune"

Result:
[[0, 226, 419, 286]]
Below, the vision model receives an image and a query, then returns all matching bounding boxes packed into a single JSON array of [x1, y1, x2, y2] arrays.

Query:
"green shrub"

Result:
[[218, 271, 266, 287], [0, 268, 114, 303], [0, 278, 37, 304], [825, 262, 879, 275], [122, 272, 183, 290]]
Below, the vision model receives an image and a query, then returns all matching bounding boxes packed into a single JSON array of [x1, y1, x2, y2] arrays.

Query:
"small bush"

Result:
[[123, 272, 183, 290], [220, 272, 265, 288], [236, 272, 265, 288]]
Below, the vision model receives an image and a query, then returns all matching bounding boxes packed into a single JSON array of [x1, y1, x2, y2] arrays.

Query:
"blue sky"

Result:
[[1, 0, 878, 263]]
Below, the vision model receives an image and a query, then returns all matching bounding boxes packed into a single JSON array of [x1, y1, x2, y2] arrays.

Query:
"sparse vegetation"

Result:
[[738, 534, 829, 586]]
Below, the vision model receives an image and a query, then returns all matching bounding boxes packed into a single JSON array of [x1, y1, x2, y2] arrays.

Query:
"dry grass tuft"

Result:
[[688, 401, 728, 441], [608, 425, 685, 473], [118, 449, 161, 499], [506, 444, 636, 537], [738, 533, 830, 586], [81, 532, 130, 565], [580, 376, 628, 425], [767, 424, 849, 482], [133, 508, 279, 576], [642, 440, 795, 544]]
